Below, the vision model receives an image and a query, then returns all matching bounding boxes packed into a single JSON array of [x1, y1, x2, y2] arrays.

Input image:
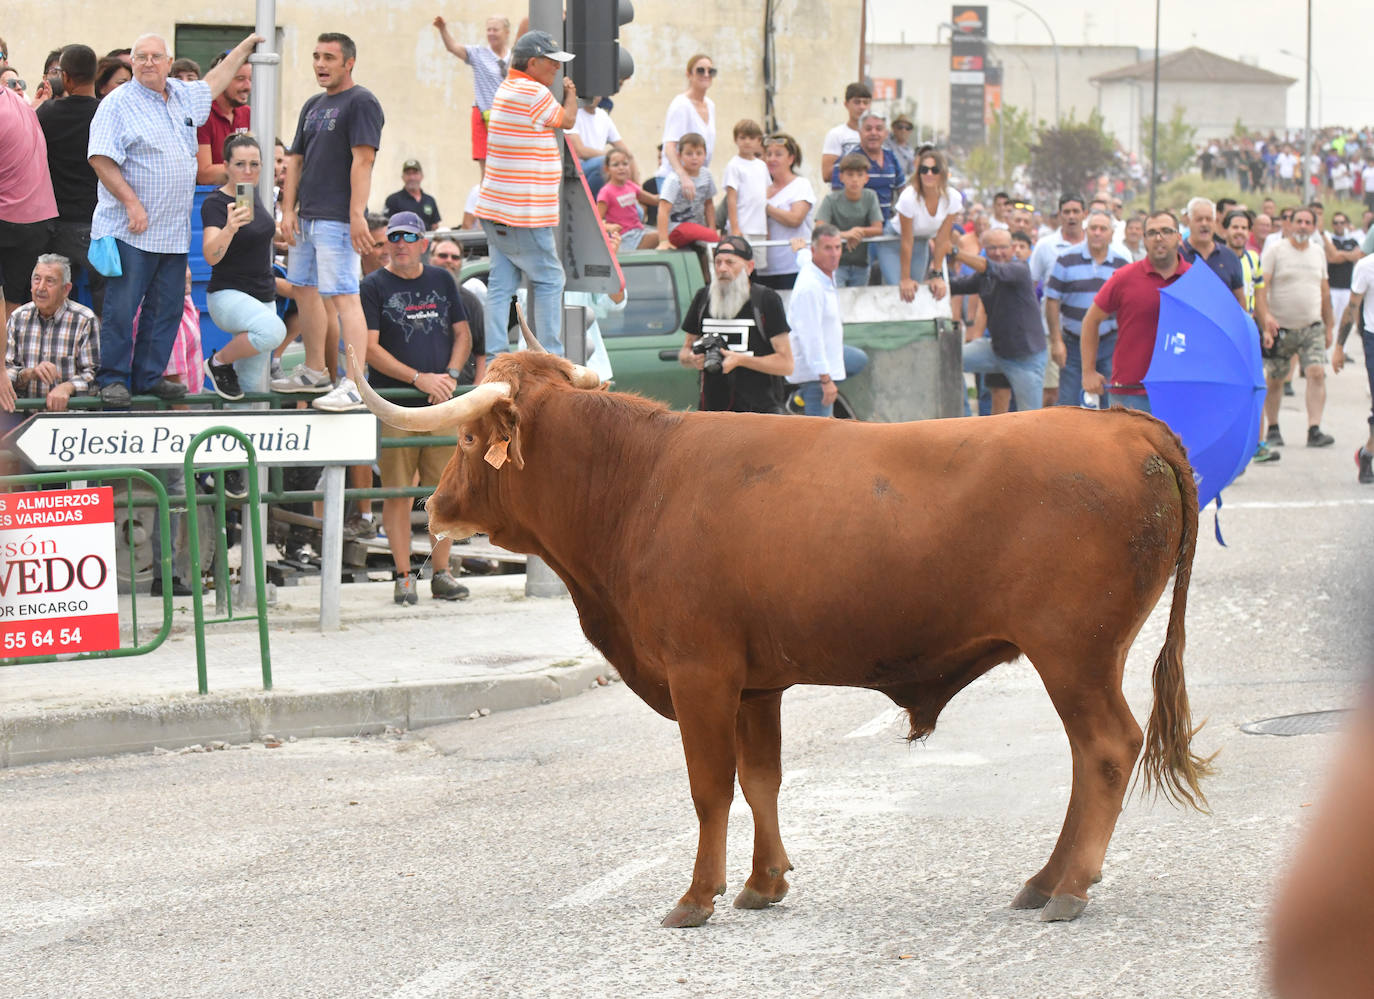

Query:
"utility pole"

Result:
[[1148, 0, 1160, 212]]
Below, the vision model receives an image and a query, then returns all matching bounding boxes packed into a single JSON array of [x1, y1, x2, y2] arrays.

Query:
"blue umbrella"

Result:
[[1143, 261, 1265, 518]]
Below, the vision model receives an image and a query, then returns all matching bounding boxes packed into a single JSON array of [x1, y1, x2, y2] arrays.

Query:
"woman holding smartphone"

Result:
[[200, 133, 285, 400]]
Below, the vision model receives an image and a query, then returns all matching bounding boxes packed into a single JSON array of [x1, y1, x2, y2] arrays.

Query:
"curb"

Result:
[[0, 658, 609, 769]]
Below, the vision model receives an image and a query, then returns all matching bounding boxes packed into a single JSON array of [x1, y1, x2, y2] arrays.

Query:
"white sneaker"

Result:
[[271, 364, 331, 393], [312, 376, 365, 412]]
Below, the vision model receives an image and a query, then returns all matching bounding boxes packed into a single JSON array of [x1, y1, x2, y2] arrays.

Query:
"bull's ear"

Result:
[[483, 397, 525, 470]]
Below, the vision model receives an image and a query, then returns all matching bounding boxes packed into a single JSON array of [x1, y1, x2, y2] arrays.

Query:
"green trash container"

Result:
[[836, 288, 965, 422]]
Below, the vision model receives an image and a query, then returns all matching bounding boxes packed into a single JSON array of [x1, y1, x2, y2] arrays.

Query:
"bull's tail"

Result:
[[1137, 431, 1216, 812]]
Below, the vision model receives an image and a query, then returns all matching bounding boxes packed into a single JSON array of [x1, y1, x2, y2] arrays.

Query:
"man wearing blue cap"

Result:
[[360, 210, 473, 604], [473, 29, 578, 355]]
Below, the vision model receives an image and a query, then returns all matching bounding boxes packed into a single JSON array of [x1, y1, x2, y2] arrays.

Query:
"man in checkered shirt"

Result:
[[3, 254, 96, 414], [86, 31, 260, 408]]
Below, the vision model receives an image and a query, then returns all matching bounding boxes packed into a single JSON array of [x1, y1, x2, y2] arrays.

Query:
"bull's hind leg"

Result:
[[660, 672, 744, 929], [733, 691, 793, 910], [1016, 662, 1144, 922]]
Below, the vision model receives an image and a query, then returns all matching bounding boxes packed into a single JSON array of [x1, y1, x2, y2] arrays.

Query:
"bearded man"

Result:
[[678, 235, 793, 413]]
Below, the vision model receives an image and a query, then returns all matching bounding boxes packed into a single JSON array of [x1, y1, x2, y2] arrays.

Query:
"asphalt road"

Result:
[[3, 382, 1372, 998]]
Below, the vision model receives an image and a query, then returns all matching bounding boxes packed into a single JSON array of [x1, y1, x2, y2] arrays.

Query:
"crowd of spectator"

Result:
[[2, 21, 1372, 606], [1198, 128, 1374, 204]]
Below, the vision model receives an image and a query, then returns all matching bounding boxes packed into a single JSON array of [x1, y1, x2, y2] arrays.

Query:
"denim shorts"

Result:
[[286, 218, 361, 296]]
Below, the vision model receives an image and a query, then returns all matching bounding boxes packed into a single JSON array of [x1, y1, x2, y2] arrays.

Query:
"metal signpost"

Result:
[[9, 411, 376, 631]]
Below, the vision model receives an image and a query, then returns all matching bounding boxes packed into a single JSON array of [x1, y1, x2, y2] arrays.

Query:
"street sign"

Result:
[[949, 4, 989, 148], [0, 487, 119, 656], [7, 411, 378, 470]]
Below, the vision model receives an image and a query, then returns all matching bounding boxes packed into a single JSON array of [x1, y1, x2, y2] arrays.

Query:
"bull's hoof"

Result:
[[1010, 883, 1051, 910], [661, 902, 714, 928], [733, 881, 789, 910], [1039, 894, 1089, 922]]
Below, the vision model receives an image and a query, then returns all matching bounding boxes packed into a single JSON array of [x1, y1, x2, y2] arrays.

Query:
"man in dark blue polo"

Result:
[[829, 112, 904, 284], [929, 227, 1046, 409], [1045, 210, 1130, 406], [1181, 196, 1245, 308]]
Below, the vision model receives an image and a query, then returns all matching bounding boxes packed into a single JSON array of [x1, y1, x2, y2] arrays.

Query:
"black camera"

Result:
[[692, 332, 729, 375]]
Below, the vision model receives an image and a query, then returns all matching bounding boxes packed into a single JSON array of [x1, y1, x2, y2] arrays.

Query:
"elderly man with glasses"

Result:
[[1079, 210, 1193, 412], [86, 30, 261, 408], [427, 237, 486, 386]]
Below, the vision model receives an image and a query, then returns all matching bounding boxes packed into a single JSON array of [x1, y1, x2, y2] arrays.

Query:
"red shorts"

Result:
[[668, 223, 721, 248], [471, 106, 488, 160]]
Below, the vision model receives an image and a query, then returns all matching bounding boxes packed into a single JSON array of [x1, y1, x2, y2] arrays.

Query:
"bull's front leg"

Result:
[[661, 674, 743, 929], [733, 690, 793, 910]]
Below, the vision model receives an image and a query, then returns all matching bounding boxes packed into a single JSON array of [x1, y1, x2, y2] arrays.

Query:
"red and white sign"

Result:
[[0, 487, 119, 657]]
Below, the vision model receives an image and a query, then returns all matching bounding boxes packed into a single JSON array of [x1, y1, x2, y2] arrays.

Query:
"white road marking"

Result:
[[898, 749, 988, 767], [381, 960, 478, 999], [1225, 497, 1374, 510], [844, 706, 906, 739], [551, 833, 695, 909]]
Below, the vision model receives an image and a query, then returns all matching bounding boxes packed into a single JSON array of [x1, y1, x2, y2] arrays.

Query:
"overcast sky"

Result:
[[868, 1, 1365, 128]]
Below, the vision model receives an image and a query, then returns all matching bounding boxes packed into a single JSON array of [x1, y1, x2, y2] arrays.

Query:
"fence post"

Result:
[[319, 464, 345, 631], [182, 427, 272, 693]]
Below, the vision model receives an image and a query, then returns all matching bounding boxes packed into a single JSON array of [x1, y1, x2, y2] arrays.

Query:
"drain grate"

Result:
[[1241, 710, 1352, 737]]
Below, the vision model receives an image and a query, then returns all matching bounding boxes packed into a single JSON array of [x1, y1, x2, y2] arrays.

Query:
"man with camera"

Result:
[[678, 235, 793, 413]]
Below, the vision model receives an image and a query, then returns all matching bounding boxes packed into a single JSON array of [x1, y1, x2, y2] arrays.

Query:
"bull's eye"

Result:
[[462, 433, 475, 445]]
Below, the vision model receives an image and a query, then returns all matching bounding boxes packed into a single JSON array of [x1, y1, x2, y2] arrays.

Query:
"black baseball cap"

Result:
[[714, 235, 753, 261]]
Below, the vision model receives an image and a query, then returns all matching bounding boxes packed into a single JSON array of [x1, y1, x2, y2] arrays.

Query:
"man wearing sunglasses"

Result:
[[360, 211, 473, 605], [427, 238, 487, 386]]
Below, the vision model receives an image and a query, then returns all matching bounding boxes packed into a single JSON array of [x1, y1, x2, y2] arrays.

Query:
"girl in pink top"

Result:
[[596, 149, 659, 252], [133, 268, 203, 392]]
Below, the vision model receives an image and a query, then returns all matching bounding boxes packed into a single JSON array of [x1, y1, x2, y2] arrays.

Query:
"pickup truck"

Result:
[[459, 245, 963, 422]]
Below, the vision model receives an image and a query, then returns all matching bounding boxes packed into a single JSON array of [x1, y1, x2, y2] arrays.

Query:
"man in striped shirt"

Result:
[[474, 30, 578, 356], [1045, 210, 1129, 407], [4, 254, 97, 413], [433, 15, 512, 175]]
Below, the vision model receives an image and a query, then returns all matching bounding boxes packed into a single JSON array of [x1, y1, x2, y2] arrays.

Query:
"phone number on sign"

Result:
[[3, 626, 86, 651]]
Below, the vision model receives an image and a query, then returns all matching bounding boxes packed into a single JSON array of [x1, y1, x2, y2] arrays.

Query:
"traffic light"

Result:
[[565, 0, 634, 97]]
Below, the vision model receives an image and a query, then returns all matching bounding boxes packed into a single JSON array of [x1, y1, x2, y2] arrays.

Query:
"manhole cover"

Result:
[[1240, 710, 1352, 737]]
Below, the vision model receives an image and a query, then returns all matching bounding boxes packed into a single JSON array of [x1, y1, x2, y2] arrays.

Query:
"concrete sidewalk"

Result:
[[0, 571, 609, 768]]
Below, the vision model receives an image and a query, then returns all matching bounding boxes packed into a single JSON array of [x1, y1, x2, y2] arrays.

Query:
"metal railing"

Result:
[[182, 426, 271, 695], [0, 467, 175, 665]]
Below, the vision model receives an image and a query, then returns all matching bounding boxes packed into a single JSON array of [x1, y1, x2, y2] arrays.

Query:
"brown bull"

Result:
[[351, 345, 1213, 928]]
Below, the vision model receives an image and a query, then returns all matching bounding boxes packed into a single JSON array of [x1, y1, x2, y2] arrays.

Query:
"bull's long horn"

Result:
[[514, 302, 600, 388], [568, 365, 600, 388], [515, 303, 545, 353], [347, 346, 510, 431]]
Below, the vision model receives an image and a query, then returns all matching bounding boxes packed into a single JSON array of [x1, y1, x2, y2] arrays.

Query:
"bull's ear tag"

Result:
[[485, 437, 511, 469]]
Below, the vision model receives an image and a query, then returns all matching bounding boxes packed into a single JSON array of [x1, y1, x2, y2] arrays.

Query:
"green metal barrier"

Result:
[[0, 467, 175, 665], [182, 426, 272, 695]]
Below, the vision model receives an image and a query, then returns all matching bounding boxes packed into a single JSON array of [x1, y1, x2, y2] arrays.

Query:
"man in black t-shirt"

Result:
[[36, 45, 103, 313], [275, 31, 386, 413], [678, 235, 793, 413], [383, 160, 442, 229], [428, 237, 486, 385], [361, 211, 472, 605]]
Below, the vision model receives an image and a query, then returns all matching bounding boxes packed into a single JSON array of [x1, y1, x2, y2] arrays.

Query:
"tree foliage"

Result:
[[959, 104, 1036, 194], [1141, 103, 1198, 180], [1029, 109, 1116, 199]]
